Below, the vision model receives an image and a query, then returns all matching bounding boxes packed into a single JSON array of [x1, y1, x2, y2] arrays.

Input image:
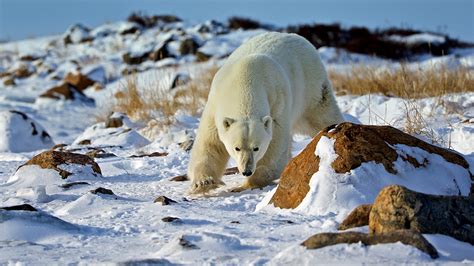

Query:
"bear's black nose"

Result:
[[242, 170, 253, 176]]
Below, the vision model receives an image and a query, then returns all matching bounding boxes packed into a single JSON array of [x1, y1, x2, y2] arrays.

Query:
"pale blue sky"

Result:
[[0, 0, 473, 42]]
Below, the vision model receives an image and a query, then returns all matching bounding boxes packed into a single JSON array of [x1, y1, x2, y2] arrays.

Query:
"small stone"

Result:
[[61, 181, 90, 189], [170, 174, 188, 182], [77, 139, 91, 145], [178, 236, 199, 249], [105, 117, 124, 128], [162, 216, 181, 223], [230, 221, 241, 224], [154, 196, 177, 205], [179, 139, 193, 152], [90, 187, 114, 195], [3, 76, 15, 86]]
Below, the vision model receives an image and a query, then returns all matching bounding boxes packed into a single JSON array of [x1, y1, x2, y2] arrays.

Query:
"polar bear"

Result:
[[188, 32, 344, 194]]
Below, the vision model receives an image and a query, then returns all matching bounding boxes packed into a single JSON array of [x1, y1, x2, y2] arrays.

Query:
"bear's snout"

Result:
[[242, 170, 253, 176]]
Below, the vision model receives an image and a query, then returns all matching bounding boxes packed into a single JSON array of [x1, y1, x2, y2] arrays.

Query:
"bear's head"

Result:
[[217, 116, 272, 177]]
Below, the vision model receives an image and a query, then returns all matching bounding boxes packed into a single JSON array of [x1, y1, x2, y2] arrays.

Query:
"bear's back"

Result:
[[227, 32, 319, 65]]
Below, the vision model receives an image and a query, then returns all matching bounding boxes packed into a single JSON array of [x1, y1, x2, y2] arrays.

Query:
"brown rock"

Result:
[[51, 143, 68, 151], [179, 38, 200, 55], [77, 139, 91, 145], [64, 72, 95, 91], [154, 196, 177, 205], [149, 41, 172, 61], [40, 83, 89, 101], [122, 52, 150, 65], [196, 51, 212, 62], [20, 54, 42, 61], [338, 204, 372, 230], [3, 76, 15, 86], [105, 117, 124, 128], [20, 150, 102, 179], [85, 149, 116, 159], [162, 216, 181, 223], [270, 122, 472, 209], [170, 174, 188, 182], [14, 65, 33, 78], [90, 187, 114, 195], [369, 185, 474, 245], [302, 230, 438, 259], [270, 132, 321, 208]]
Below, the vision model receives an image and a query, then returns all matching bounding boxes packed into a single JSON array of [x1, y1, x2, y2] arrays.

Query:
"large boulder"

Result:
[[0, 110, 54, 152], [369, 185, 474, 245], [260, 122, 472, 216]]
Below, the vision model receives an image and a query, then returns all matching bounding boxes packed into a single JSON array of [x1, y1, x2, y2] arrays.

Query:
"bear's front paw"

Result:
[[190, 177, 225, 194]]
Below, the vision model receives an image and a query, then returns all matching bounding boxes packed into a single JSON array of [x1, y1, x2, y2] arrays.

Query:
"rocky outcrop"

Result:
[[39, 83, 95, 103], [21, 150, 102, 179], [302, 230, 438, 259], [270, 122, 473, 209], [369, 185, 474, 245], [64, 72, 95, 91]]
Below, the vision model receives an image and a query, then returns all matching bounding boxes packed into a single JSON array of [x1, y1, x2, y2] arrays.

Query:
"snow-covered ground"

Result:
[[0, 18, 473, 264]]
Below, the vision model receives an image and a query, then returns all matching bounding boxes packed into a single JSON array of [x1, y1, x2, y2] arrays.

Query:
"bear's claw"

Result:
[[190, 177, 225, 194]]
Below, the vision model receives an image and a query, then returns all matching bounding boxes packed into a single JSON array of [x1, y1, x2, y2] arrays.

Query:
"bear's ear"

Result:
[[262, 116, 272, 131], [223, 117, 235, 130]]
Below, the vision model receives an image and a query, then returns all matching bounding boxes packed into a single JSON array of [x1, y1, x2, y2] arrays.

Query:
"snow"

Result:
[[388, 33, 447, 45], [0, 16, 473, 264]]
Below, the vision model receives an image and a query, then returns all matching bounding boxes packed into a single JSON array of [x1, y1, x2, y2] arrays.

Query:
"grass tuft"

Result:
[[329, 65, 473, 98], [111, 66, 217, 129]]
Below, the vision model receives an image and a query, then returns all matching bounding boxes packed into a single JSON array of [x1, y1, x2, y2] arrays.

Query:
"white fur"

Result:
[[188, 32, 344, 194]]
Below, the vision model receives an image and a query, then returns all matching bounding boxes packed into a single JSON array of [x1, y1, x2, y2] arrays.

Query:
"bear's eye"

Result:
[[253, 147, 259, 152], [235, 147, 241, 151]]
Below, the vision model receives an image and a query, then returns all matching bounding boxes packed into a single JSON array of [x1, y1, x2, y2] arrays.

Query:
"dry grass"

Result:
[[111, 65, 217, 128], [330, 65, 474, 146], [329, 64, 474, 98]]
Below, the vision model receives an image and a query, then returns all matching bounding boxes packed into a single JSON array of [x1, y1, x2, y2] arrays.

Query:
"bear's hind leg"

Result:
[[303, 81, 344, 135]]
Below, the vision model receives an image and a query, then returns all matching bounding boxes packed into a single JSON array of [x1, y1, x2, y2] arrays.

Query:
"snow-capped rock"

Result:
[[0, 110, 54, 152], [259, 123, 472, 217]]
